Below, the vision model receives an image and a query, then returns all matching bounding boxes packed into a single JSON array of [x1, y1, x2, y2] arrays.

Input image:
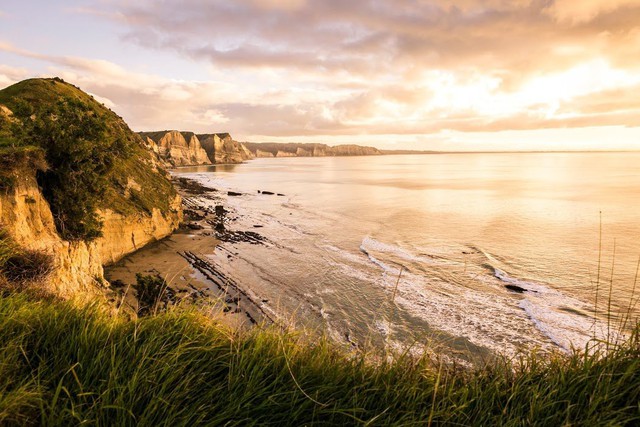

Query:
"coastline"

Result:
[[104, 176, 273, 327]]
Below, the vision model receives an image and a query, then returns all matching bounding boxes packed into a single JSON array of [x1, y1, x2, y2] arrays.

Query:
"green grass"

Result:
[[0, 294, 638, 426]]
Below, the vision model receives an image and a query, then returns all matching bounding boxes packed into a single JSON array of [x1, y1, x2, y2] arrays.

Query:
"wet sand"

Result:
[[104, 177, 274, 327]]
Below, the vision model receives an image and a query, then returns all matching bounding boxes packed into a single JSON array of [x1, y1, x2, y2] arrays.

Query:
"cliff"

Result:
[[197, 133, 254, 164], [139, 131, 211, 167], [139, 131, 254, 166], [243, 142, 382, 157], [0, 78, 182, 297]]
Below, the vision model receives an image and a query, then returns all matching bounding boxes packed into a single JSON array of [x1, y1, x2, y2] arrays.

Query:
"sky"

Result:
[[1, 0, 640, 151]]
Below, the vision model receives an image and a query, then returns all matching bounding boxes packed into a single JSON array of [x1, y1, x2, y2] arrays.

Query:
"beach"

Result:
[[106, 153, 640, 361]]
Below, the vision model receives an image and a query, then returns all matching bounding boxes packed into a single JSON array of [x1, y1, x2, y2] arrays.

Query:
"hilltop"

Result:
[[0, 77, 181, 296]]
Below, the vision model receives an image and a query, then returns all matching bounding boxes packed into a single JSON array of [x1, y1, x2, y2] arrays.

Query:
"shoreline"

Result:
[[104, 176, 274, 326]]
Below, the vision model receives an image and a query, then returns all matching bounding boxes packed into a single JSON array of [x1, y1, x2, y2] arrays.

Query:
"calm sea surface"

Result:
[[179, 152, 640, 359]]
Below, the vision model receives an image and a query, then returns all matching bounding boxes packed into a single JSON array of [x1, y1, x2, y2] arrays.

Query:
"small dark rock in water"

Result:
[[277, 193, 285, 196], [261, 191, 275, 195], [228, 191, 242, 196], [257, 190, 261, 194], [505, 284, 526, 293], [253, 225, 263, 228], [215, 205, 226, 216]]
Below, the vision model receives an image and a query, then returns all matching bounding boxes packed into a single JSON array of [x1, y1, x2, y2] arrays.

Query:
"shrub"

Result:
[[133, 273, 174, 316], [0, 146, 47, 190], [24, 98, 132, 240]]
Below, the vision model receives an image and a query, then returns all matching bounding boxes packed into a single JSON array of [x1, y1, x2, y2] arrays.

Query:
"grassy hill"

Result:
[[0, 78, 177, 241]]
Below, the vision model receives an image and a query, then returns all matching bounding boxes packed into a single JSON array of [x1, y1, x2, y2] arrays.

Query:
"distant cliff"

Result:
[[141, 131, 211, 167], [243, 142, 382, 157], [197, 133, 254, 164], [139, 131, 253, 166]]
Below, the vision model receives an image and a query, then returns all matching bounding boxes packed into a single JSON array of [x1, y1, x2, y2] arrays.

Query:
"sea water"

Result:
[[177, 152, 640, 359]]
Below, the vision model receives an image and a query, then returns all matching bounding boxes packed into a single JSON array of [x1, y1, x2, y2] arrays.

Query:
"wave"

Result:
[[491, 267, 609, 352]]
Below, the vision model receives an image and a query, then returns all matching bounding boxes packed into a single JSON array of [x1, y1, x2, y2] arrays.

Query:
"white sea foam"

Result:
[[493, 268, 613, 352], [360, 236, 445, 266]]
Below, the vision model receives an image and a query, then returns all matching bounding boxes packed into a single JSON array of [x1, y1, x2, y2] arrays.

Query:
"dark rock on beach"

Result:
[[505, 284, 526, 293]]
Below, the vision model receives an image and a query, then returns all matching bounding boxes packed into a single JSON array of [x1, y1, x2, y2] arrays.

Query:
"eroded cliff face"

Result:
[[140, 131, 211, 167], [198, 133, 254, 164], [97, 194, 182, 265], [0, 173, 182, 298], [243, 142, 382, 158], [331, 145, 382, 156], [256, 149, 275, 158], [140, 131, 254, 166]]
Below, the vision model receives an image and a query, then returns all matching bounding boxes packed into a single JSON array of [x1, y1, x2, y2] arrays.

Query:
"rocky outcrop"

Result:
[[141, 131, 254, 166], [256, 149, 274, 158], [332, 144, 382, 156], [140, 131, 211, 167], [0, 171, 182, 298], [197, 133, 254, 164], [276, 151, 297, 157], [243, 142, 382, 158], [296, 147, 312, 156]]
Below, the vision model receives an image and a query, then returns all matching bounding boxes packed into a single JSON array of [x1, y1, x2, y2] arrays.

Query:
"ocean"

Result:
[[177, 152, 640, 359]]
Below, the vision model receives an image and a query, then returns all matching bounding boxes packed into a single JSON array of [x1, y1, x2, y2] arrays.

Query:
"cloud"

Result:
[[3, 1, 640, 149], [544, 0, 640, 23]]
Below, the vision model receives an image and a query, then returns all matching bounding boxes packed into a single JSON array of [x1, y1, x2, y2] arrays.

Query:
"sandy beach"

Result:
[[104, 177, 273, 326]]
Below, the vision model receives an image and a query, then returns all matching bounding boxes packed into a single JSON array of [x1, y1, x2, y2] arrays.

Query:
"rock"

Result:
[[197, 133, 254, 164], [261, 191, 274, 195], [140, 131, 211, 167], [228, 191, 242, 196], [505, 284, 526, 293]]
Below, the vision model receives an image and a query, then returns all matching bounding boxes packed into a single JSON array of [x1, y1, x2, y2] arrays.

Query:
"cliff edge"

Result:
[[139, 131, 254, 166], [0, 78, 182, 297]]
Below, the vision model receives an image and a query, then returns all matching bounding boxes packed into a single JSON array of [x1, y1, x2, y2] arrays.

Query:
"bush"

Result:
[[133, 273, 174, 316], [0, 146, 47, 190], [25, 98, 132, 240]]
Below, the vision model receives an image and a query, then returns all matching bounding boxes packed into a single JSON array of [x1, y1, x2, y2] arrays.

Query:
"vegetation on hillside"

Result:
[[0, 231, 53, 294], [0, 78, 177, 241], [0, 291, 638, 426]]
